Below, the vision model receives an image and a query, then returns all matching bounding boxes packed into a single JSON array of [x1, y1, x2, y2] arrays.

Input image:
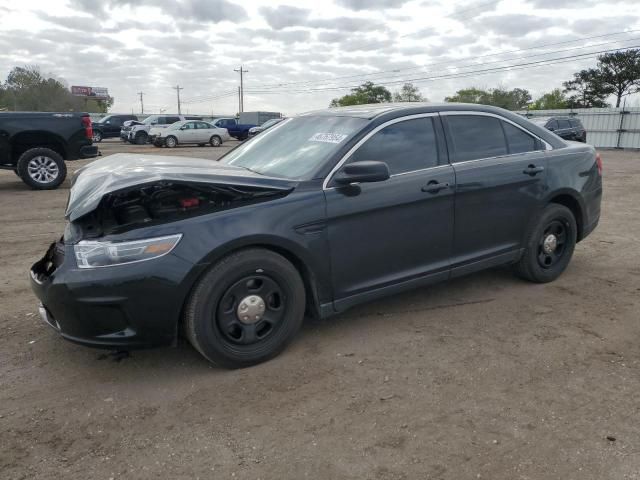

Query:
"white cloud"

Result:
[[0, 0, 639, 114]]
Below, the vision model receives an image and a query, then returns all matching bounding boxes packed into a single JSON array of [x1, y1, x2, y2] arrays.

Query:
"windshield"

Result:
[[143, 116, 158, 125], [168, 122, 184, 130], [220, 116, 367, 180], [97, 116, 112, 124]]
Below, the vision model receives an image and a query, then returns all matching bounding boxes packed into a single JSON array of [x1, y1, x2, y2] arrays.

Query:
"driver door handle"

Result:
[[523, 165, 544, 176], [422, 181, 450, 193]]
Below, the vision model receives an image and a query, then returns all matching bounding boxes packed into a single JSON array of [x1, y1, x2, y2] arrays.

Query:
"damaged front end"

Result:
[[63, 153, 296, 242], [71, 181, 290, 240]]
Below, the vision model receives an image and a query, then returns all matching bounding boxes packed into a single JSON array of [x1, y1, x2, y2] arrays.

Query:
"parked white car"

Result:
[[127, 114, 202, 144], [151, 120, 231, 148]]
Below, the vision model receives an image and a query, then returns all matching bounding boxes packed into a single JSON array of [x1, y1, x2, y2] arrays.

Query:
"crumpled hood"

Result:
[[66, 154, 296, 221]]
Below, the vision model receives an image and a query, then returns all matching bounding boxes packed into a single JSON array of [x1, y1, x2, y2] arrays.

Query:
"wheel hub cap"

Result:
[[236, 295, 266, 324], [28, 156, 59, 183], [543, 234, 558, 254]]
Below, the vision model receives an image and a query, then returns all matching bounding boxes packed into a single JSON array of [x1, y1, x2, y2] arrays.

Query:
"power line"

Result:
[[250, 29, 640, 91], [253, 35, 640, 94], [244, 45, 640, 95]]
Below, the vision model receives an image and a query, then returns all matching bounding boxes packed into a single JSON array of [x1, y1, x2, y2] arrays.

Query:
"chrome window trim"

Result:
[[440, 110, 553, 152], [322, 113, 439, 190]]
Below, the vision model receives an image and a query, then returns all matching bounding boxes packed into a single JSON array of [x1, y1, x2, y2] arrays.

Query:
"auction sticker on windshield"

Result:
[[309, 133, 348, 143]]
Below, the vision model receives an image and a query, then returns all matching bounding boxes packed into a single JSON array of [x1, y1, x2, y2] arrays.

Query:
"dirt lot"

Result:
[[1, 142, 639, 479]]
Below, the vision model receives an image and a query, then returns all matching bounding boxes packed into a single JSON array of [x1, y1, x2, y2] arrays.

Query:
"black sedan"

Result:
[[31, 103, 603, 368], [530, 115, 587, 143]]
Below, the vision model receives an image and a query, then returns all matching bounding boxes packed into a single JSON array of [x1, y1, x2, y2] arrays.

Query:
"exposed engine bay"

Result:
[[72, 181, 289, 239]]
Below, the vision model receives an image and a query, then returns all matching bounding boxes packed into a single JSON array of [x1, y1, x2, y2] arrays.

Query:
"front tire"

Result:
[[17, 148, 67, 190], [93, 130, 103, 142], [185, 248, 306, 368], [210, 135, 222, 147], [134, 132, 148, 145], [165, 136, 177, 148], [513, 204, 577, 283]]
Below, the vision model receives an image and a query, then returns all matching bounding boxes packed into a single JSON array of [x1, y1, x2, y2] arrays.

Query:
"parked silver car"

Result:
[[151, 120, 231, 148]]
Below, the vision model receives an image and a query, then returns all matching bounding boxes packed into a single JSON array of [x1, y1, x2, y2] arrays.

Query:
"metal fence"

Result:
[[517, 107, 640, 149]]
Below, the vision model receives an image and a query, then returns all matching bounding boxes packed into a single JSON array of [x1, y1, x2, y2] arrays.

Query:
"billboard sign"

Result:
[[71, 86, 110, 100]]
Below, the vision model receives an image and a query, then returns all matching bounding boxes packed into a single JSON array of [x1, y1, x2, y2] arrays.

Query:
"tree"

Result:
[[445, 87, 531, 110], [0, 65, 112, 112], [393, 83, 426, 102], [329, 81, 392, 107], [530, 89, 568, 110], [444, 87, 486, 104], [563, 69, 611, 108], [596, 49, 640, 107]]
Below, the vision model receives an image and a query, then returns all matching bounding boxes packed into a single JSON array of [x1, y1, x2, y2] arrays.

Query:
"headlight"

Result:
[[74, 234, 182, 268]]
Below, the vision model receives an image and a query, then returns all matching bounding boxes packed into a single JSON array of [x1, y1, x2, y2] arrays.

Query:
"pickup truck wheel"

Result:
[[513, 204, 577, 283], [134, 132, 148, 145], [209, 135, 222, 147], [165, 136, 177, 148], [92, 130, 103, 142], [17, 148, 67, 190], [184, 248, 306, 368]]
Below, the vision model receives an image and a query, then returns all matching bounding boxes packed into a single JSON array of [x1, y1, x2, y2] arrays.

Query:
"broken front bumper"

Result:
[[29, 240, 196, 349]]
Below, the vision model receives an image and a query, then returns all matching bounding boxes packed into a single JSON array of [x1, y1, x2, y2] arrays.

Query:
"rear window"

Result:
[[502, 122, 538, 154], [446, 115, 508, 162]]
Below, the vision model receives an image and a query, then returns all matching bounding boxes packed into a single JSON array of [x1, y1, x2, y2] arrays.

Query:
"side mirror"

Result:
[[547, 126, 555, 131], [333, 161, 390, 186]]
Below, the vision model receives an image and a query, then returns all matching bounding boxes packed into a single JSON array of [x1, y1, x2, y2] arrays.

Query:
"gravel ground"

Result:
[[1, 142, 639, 480]]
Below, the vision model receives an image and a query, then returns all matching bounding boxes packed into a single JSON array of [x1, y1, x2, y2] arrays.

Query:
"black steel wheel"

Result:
[[185, 248, 306, 368], [513, 204, 577, 283]]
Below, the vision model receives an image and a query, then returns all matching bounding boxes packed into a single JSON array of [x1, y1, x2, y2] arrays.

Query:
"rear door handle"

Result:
[[421, 181, 450, 193], [523, 165, 544, 176]]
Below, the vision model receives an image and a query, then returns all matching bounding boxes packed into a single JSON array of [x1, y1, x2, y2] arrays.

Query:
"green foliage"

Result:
[[330, 81, 392, 107], [530, 89, 568, 110], [392, 83, 427, 102], [0, 65, 112, 112], [445, 87, 531, 110], [596, 49, 640, 107], [563, 68, 612, 108]]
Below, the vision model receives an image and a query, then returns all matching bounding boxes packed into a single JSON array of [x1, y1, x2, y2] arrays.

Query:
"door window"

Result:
[[502, 121, 538, 154], [446, 115, 508, 162], [546, 119, 559, 130], [557, 119, 571, 129], [165, 116, 181, 125], [348, 117, 438, 175], [196, 122, 211, 129], [182, 122, 196, 130]]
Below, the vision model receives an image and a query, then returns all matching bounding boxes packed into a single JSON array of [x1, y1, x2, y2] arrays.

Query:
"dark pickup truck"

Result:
[[210, 117, 257, 140], [0, 112, 98, 189]]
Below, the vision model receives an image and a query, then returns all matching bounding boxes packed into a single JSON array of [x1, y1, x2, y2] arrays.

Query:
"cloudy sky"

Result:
[[0, 0, 639, 115]]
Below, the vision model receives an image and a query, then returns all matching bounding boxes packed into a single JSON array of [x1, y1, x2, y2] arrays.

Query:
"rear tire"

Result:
[[513, 204, 577, 283], [210, 135, 222, 147], [93, 130, 103, 142], [185, 248, 306, 368], [17, 148, 67, 190]]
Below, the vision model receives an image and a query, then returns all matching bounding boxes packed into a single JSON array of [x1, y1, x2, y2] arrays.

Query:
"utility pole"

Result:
[[137, 91, 144, 115], [237, 86, 241, 115], [173, 85, 183, 114], [234, 66, 248, 112]]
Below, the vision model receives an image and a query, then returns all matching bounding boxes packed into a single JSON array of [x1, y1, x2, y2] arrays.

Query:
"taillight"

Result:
[[82, 115, 93, 140], [595, 153, 603, 176]]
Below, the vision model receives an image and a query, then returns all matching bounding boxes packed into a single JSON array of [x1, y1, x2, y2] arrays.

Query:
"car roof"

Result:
[[299, 102, 530, 119]]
